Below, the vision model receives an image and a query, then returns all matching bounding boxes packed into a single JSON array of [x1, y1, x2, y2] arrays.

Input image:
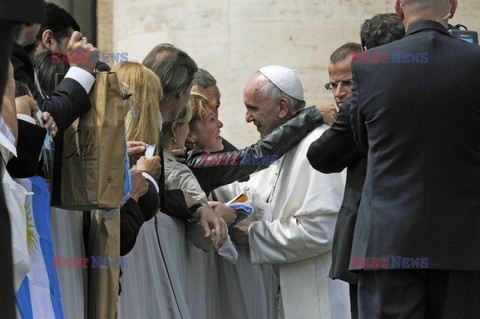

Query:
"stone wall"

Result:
[[98, 0, 480, 147]]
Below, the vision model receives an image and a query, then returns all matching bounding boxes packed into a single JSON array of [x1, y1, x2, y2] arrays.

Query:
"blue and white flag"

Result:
[[16, 177, 64, 319]]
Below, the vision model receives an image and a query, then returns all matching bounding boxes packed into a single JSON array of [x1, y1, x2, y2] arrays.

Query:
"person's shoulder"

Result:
[[448, 37, 480, 54], [185, 148, 203, 162], [302, 125, 329, 144], [166, 158, 191, 177], [163, 152, 178, 176], [174, 161, 191, 174]]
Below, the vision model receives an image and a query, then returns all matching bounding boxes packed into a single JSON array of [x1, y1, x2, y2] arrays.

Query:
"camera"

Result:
[[448, 24, 478, 45]]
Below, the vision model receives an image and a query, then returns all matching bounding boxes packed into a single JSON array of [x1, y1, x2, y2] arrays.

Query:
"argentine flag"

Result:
[[15, 177, 64, 319]]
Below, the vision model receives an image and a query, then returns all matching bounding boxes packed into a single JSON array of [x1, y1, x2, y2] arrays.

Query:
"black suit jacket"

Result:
[[307, 98, 365, 284], [6, 119, 46, 178], [9, 45, 92, 178], [350, 21, 480, 270], [11, 44, 92, 133]]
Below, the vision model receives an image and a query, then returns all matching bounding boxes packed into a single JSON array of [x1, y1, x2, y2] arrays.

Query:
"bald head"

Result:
[[401, 0, 451, 9], [395, 0, 457, 30]]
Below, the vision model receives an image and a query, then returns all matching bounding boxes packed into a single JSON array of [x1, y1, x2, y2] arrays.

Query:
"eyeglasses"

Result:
[[324, 80, 353, 91]]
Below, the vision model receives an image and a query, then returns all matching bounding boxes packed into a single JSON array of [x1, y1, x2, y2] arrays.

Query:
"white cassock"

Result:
[[244, 125, 351, 319]]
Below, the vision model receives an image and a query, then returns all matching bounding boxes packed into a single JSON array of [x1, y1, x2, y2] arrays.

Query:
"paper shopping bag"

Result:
[[51, 72, 127, 210]]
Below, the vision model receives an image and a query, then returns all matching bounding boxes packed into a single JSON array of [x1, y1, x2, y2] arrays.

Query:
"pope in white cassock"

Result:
[[231, 65, 351, 319]]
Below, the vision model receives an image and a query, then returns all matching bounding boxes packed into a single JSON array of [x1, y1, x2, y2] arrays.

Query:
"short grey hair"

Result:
[[330, 42, 362, 63], [256, 72, 305, 112], [192, 68, 216, 88]]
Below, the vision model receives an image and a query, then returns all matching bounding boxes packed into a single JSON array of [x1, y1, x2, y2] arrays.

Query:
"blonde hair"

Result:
[[188, 93, 210, 129], [183, 93, 212, 149], [114, 62, 162, 145]]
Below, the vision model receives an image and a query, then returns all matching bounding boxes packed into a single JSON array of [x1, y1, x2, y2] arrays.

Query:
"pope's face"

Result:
[[243, 76, 282, 138]]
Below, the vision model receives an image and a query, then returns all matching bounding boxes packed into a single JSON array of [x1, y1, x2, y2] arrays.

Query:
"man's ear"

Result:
[[394, 0, 405, 21], [40, 29, 57, 50], [449, 0, 458, 20], [277, 98, 290, 120]]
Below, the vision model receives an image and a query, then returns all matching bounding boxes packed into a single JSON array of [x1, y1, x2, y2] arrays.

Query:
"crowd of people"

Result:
[[1, 0, 479, 318]]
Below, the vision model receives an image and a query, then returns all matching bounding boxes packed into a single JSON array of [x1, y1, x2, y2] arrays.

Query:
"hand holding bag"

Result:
[[52, 71, 128, 210]]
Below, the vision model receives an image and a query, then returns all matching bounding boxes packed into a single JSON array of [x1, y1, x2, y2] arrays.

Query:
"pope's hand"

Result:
[[231, 219, 252, 246]]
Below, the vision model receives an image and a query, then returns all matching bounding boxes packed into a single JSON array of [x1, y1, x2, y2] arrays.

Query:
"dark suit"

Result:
[[307, 98, 365, 319], [350, 21, 480, 317], [8, 45, 92, 178], [11, 44, 92, 133], [6, 119, 46, 178]]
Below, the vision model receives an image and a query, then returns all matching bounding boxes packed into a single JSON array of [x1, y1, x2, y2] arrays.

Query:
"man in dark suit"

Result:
[[350, 0, 480, 317], [307, 14, 405, 319], [8, 2, 98, 178]]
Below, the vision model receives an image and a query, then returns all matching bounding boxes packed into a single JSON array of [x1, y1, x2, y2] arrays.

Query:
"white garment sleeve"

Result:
[[64, 67, 95, 93], [248, 213, 338, 265], [248, 130, 346, 265], [142, 172, 159, 193], [16, 114, 36, 125]]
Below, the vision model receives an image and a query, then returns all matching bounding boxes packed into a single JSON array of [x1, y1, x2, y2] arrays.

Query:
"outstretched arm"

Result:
[[186, 106, 327, 194], [307, 97, 360, 173]]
